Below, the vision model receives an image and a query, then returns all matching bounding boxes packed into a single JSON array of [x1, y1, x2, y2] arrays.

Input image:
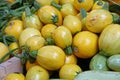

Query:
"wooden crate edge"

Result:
[[0, 57, 23, 80]]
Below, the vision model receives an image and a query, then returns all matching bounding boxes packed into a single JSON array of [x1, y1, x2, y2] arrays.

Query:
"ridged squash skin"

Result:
[[5, 73, 25, 80], [63, 15, 82, 35], [37, 45, 65, 71], [19, 28, 41, 46], [107, 54, 120, 72], [52, 26, 72, 49], [89, 54, 109, 71], [73, 31, 98, 59], [99, 24, 120, 56], [24, 14, 43, 30], [75, 71, 120, 80], [0, 42, 9, 61], [74, 0, 94, 11], [37, 5, 62, 26], [36, 0, 59, 6], [85, 9, 113, 33], [26, 66, 49, 80]]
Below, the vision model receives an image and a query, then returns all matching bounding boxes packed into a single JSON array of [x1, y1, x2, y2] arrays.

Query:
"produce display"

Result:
[[0, 0, 120, 80]]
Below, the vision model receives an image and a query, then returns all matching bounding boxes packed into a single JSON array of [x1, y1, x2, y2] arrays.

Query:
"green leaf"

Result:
[[110, 4, 120, 14], [2, 35, 17, 46], [34, 1, 41, 10], [21, 50, 28, 64], [0, 47, 21, 64], [6, 35, 17, 42], [31, 1, 40, 14], [28, 55, 36, 63], [0, 20, 8, 31], [25, 7, 32, 17], [111, 13, 120, 24], [29, 50, 38, 59]]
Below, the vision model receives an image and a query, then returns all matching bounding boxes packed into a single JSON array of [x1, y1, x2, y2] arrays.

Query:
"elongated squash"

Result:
[[75, 70, 120, 80]]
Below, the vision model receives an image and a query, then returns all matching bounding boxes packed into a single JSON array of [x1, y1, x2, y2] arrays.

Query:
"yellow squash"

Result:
[[9, 42, 20, 55], [73, 31, 98, 59], [52, 26, 73, 54], [85, 9, 113, 33], [37, 5, 62, 26], [5, 20, 23, 40], [36, 0, 59, 6], [36, 45, 65, 71], [24, 14, 43, 30], [59, 64, 82, 80], [51, 2, 78, 17], [99, 24, 120, 56], [41, 24, 57, 45], [63, 15, 82, 35], [65, 54, 78, 64], [0, 42, 9, 61], [60, 3, 78, 17], [26, 66, 49, 80], [19, 28, 41, 46], [73, 0, 94, 11], [5, 73, 25, 80], [60, 0, 74, 5], [41, 24, 57, 38], [25, 60, 39, 71], [25, 35, 45, 51]]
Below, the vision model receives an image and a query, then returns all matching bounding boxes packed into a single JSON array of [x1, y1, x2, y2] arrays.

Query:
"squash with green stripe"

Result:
[[37, 5, 62, 26], [107, 54, 120, 72], [89, 54, 109, 71], [73, 0, 94, 11], [75, 70, 120, 80]]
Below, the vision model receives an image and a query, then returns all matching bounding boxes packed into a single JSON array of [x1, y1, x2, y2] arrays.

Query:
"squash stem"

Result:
[[64, 46, 73, 55], [103, 1, 109, 10], [97, 0, 103, 6], [52, 15, 58, 23], [46, 37, 55, 45], [51, 1, 62, 11], [76, 71, 81, 75], [29, 50, 38, 59], [80, 8, 87, 19], [98, 49, 109, 57], [25, 7, 32, 17], [78, 0, 84, 3]]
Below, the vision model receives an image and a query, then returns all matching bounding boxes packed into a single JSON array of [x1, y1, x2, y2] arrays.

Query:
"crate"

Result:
[[0, 57, 23, 80]]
